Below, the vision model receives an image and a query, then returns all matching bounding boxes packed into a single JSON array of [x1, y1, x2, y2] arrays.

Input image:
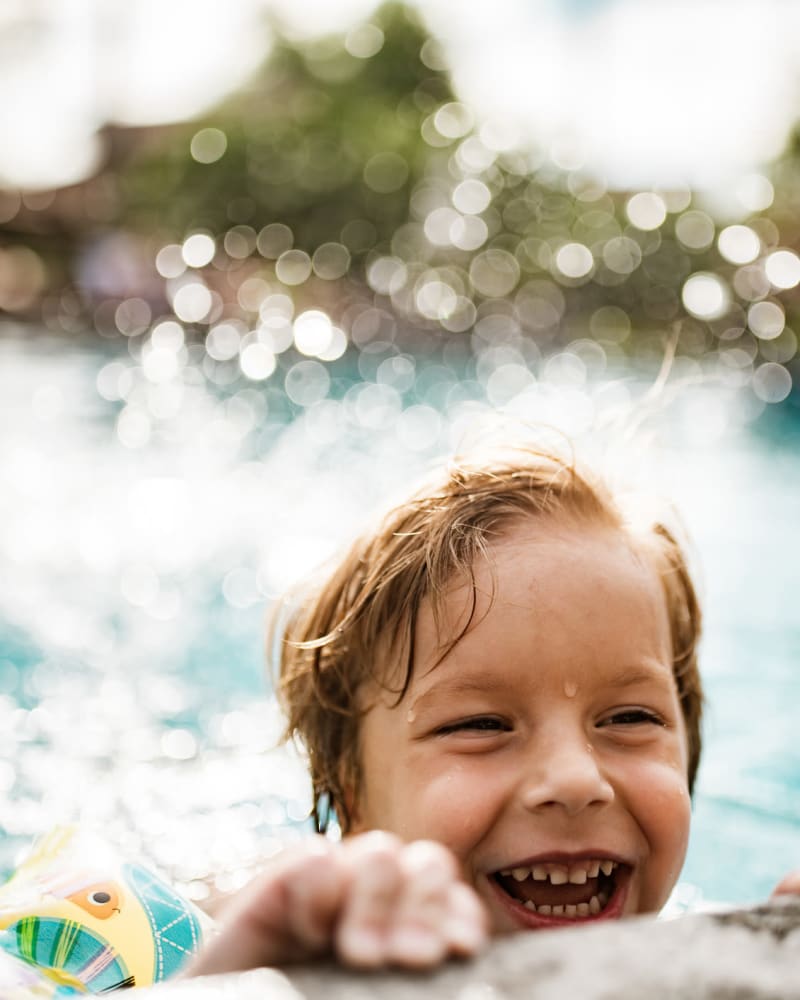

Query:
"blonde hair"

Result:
[[274, 443, 703, 832]]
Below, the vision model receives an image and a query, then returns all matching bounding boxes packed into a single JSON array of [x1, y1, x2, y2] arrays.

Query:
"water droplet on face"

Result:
[[564, 680, 578, 698]]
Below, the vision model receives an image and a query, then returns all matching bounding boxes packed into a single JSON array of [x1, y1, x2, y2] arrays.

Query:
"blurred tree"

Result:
[[118, 2, 446, 253], [0, 0, 798, 411]]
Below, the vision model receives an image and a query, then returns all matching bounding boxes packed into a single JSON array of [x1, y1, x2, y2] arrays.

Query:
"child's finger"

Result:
[[386, 840, 487, 967], [771, 868, 800, 897], [334, 831, 406, 967], [188, 838, 347, 974], [280, 842, 351, 953], [442, 881, 489, 957]]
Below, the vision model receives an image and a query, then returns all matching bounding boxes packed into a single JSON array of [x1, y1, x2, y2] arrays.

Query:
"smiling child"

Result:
[[188, 441, 797, 977]]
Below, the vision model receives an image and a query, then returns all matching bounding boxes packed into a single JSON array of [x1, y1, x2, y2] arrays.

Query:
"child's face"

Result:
[[350, 520, 692, 932]]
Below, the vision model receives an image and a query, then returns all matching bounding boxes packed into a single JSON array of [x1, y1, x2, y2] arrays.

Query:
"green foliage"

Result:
[[117, 2, 448, 251]]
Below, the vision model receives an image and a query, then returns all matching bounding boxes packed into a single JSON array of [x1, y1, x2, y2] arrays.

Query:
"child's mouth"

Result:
[[490, 857, 629, 925]]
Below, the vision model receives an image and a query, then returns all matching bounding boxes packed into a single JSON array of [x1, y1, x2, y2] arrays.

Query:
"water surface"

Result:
[[0, 333, 796, 907]]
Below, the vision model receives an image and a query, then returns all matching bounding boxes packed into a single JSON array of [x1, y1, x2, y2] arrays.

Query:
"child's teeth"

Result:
[[518, 895, 603, 919], [500, 858, 620, 893]]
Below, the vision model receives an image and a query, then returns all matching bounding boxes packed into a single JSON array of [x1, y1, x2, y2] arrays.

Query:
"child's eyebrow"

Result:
[[604, 662, 675, 689], [411, 673, 512, 708]]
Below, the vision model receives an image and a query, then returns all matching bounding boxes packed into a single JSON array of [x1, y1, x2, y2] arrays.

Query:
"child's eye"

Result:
[[603, 708, 665, 727], [437, 716, 509, 735]]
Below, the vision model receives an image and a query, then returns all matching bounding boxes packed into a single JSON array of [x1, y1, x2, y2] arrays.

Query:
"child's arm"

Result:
[[186, 832, 488, 975], [772, 870, 800, 897]]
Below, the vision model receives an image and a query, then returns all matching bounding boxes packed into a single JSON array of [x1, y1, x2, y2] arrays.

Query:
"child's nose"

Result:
[[519, 730, 614, 817]]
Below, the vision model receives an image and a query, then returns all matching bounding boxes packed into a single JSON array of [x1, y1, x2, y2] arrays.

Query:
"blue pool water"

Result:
[[0, 331, 796, 908]]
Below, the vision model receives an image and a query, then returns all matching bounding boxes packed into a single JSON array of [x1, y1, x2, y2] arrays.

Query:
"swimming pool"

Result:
[[0, 331, 796, 908]]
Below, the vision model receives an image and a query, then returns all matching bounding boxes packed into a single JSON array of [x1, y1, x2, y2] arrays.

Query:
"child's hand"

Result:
[[771, 869, 800, 897], [186, 832, 488, 976]]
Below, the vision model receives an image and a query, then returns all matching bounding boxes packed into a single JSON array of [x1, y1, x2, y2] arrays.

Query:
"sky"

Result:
[[1, 0, 799, 191]]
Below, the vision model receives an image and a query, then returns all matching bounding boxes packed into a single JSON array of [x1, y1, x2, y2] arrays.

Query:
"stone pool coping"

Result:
[[147, 896, 800, 999]]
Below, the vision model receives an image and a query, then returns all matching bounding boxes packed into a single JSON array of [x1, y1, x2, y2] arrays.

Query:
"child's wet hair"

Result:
[[273, 442, 703, 833]]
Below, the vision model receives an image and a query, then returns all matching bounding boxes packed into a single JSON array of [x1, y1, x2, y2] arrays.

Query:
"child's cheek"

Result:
[[654, 774, 692, 848], [640, 764, 692, 907], [406, 760, 499, 851], [639, 755, 692, 823]]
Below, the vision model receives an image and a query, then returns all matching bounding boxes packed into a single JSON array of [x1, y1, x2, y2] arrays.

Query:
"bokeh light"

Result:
[[276, 250, 312, 286], [625, 192, 667, 231], [190, 128, 228, 164], [555, 243, 594, 280], [682, 273, 730, 320], [718, 225, 760, 265], [182, 233, 216, 268], [293, 310, 334, 357], [765, 249, 800, 289], [748, 300, 785, 340], [752, 361, 792, 401], [257, 224, 293, 259], [676, 211, 715, 251]]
